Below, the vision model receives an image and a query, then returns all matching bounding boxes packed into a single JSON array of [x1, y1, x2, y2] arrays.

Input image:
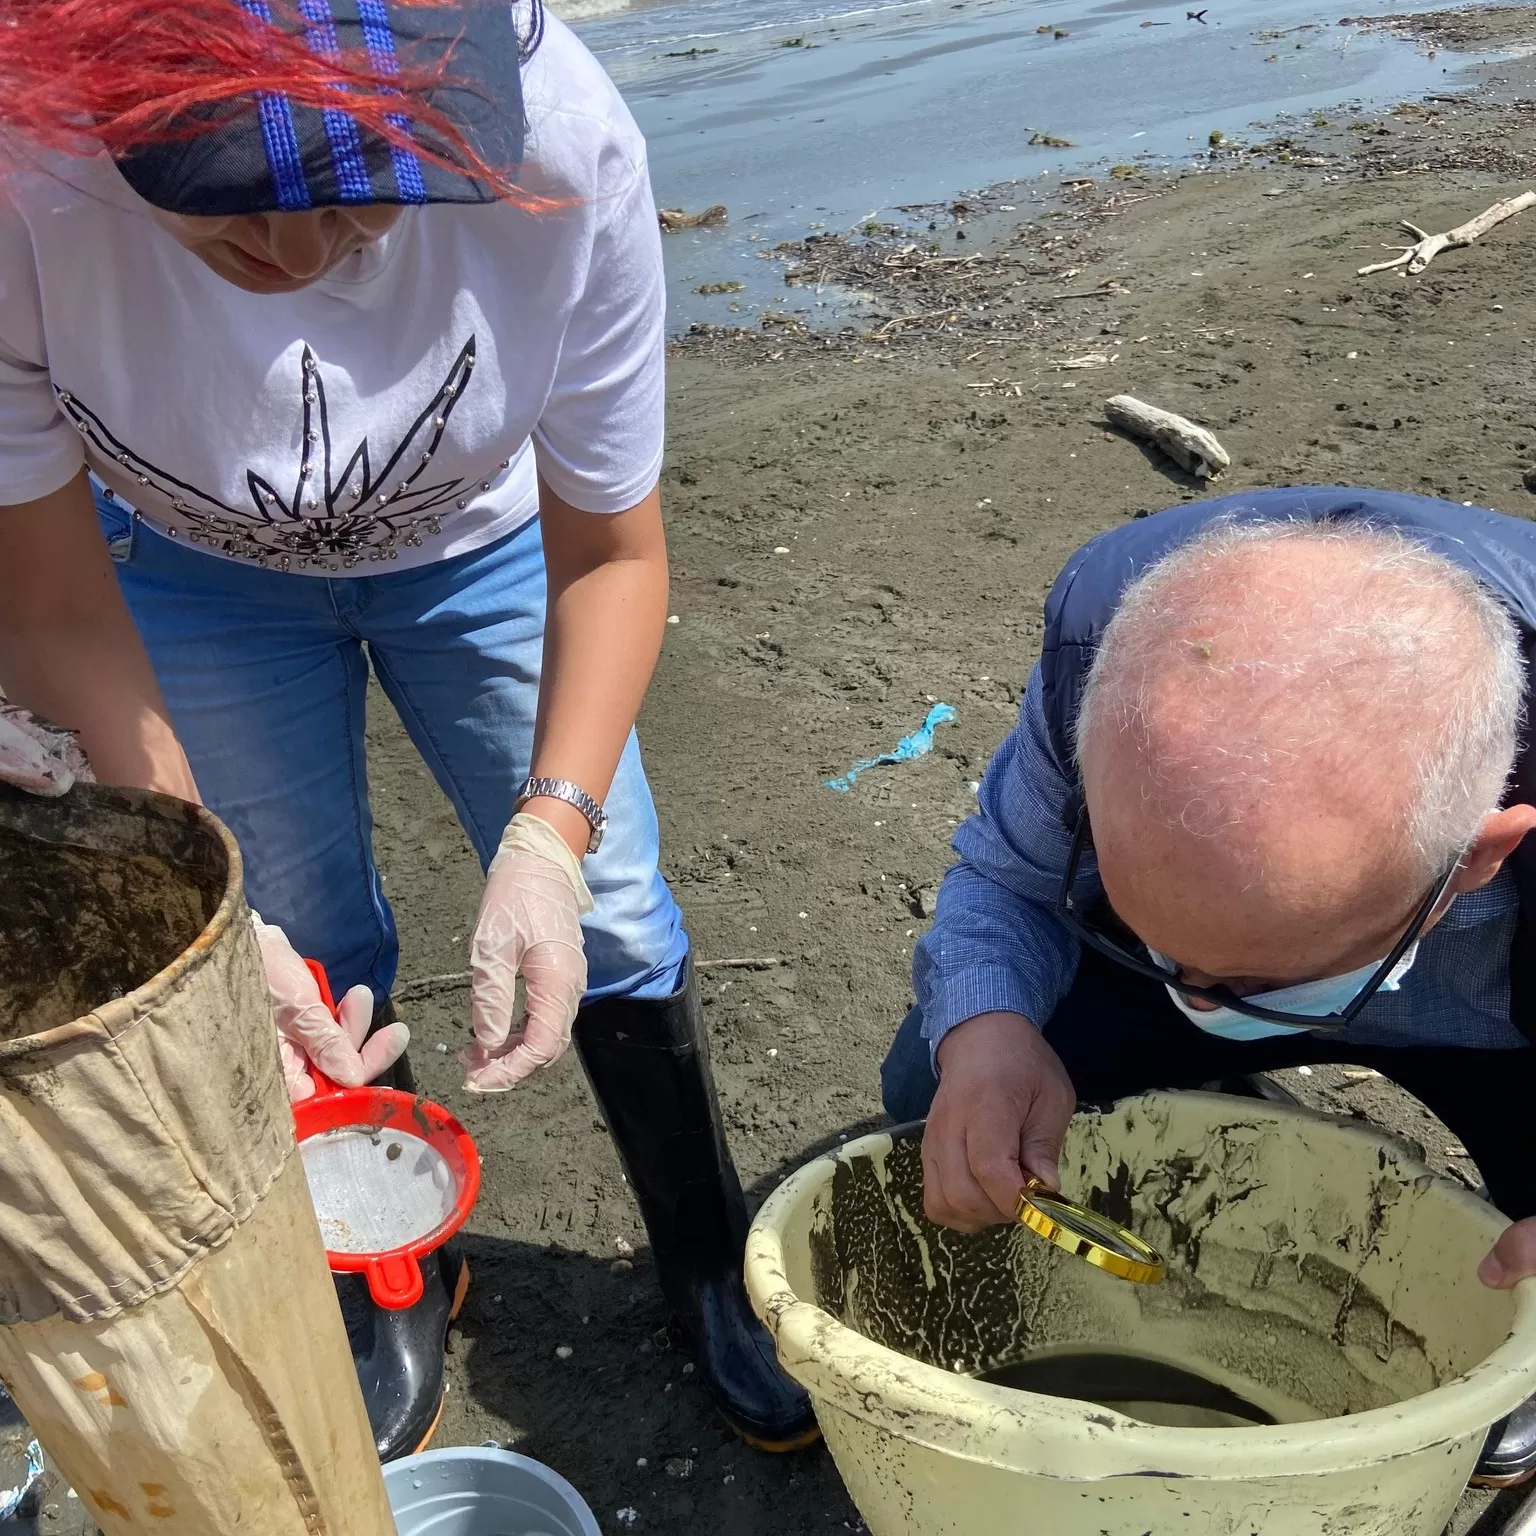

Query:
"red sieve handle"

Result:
[[301, 958, 342, 1099], [366, 1251, 425, 1310]]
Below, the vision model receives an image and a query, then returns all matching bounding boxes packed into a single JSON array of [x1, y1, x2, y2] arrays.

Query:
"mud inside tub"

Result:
[[806, 1102, 1508, 1428]]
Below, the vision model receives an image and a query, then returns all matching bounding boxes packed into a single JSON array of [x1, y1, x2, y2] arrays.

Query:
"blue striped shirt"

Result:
[[914, 666, 1525, 1059]]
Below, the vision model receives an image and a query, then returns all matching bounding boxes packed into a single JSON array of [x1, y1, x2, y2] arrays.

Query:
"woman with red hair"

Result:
[[0, 0, 813, 1459]]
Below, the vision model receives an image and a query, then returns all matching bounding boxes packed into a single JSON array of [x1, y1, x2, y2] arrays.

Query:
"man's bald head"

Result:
[[1075, 522, 1526, 983]]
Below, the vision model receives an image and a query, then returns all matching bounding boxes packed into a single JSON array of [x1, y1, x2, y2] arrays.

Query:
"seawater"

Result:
[[564, 0, 1499, 331]]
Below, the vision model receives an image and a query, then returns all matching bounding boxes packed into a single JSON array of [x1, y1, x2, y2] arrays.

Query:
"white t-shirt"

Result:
[[0, 14, 664, 575]]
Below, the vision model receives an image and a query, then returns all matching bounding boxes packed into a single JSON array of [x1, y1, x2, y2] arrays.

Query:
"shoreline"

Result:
[[634, 0, 1523, 332], [660, 5, 1536, 345]]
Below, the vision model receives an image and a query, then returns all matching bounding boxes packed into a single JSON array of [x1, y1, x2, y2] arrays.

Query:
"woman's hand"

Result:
[[0, 704, 93, 796], [252, 918, 408, 1101], [1481, 1218, 1536, 1289], [456, 479, 666, 1092], [462, 813, 592, 1092]]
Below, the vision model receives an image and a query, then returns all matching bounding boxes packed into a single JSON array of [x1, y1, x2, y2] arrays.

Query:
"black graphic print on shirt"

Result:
[[54, 339, 508, 571]]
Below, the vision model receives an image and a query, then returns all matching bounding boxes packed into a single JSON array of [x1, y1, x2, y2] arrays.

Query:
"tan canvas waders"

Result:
[[0, 783, 394, 1534]]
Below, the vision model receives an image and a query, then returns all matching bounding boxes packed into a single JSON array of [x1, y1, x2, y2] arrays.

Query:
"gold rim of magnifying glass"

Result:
[[1015, 1178, 1166, 1285]]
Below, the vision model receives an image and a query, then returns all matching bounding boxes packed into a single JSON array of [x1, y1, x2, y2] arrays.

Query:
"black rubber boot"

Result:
[[1475, 1397, 1536, 1487], [1201, 1073, 1301, 1108], [368, 993, 415, 1095], [339, 993, 460, 1462], [335, 1242, 468, 1462], [574, 960, 820, 1452]]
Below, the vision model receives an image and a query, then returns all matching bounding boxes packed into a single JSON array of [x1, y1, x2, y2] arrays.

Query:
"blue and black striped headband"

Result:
[[118, 0, 538, 215]]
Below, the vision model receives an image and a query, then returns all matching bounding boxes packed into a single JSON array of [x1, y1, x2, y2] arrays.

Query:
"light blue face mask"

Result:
[[1144, 944, 1421, 1042]]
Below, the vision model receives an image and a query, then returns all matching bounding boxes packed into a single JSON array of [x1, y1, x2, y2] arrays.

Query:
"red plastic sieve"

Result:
[[291, 960, 481, 1310]]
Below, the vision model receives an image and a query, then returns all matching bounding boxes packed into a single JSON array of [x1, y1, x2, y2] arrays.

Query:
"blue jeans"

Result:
[[880, 1005, 942, 1127], [96, 490, 689, 1003]]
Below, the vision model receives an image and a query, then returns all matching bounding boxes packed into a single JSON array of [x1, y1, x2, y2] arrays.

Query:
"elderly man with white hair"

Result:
[[880, 486, 1536, 1487]]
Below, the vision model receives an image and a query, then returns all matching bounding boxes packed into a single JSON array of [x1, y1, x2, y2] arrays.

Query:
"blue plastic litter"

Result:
[[826, 704, 956, 792], [0, 1437, 42, 1522]]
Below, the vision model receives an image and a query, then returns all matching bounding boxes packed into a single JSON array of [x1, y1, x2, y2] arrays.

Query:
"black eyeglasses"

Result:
[[1055, 806, 1457, 1031]]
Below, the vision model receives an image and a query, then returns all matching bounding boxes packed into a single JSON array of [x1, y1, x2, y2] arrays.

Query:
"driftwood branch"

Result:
[[391, 956, 783, 1000], [1104, 395, 1231, 479], [1047, 279, 1130, 301], [658, 204, 728, 233], [394, 970, 472, 1002], [1357, 191, 1536, 275]]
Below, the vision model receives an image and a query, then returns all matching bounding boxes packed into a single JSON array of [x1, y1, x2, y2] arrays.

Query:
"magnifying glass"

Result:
[[1015, 1177, 1166, 1285]]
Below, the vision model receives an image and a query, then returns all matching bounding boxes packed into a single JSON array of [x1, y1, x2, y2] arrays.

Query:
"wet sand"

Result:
[[357, 11, 1536, 1534]]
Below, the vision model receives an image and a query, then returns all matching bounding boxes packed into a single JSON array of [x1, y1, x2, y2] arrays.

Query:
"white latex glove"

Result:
[[252, 917, 410, 1102], [0, 705, 94, 797], [462, 811, 593, 1093]]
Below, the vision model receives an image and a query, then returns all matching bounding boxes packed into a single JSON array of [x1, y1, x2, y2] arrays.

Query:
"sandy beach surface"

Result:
[[8, 7, 1522, 1536], [355, 9, 1536, 1535]]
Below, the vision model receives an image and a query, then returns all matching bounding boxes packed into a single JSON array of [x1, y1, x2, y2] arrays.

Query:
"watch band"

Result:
[[514, 776, 608, 855]]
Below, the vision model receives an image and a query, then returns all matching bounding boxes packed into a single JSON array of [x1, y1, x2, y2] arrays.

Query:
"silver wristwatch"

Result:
[[514, 776, 608, 855]]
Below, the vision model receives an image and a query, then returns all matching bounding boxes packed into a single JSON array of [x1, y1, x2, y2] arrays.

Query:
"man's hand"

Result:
[[922, 1011, 1077, 1233], [1480, 1218, 1536, 1289]]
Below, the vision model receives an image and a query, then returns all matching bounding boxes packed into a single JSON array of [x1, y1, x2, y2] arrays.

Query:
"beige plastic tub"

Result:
[[745, 1093, 1536, 1536]]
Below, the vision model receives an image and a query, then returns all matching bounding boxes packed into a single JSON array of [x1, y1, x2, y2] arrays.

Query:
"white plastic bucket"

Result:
[[384, 1446, 601, 1536]]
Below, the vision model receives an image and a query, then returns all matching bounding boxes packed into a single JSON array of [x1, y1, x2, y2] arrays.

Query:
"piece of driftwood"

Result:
[[1357, 191, 1536, 275], [1048, 278, 1130, 301], [658, 204, 728, 233], [393, 970, 472, 1002], [1048, 352, 1115, 370], [391, 956, 783, 998], [1105, 394, 1231, 479]]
